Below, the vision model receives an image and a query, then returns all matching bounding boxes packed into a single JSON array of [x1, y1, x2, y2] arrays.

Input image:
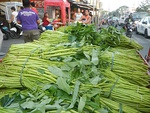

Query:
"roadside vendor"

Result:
[[42, 12, 51, 27], [79, 10, 91, 24], [52, 10, 61, 30]]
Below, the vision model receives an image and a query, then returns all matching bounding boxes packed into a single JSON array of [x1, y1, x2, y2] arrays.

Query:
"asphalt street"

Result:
[[132, 32, 150, 57], [0, 30, 150, 62]]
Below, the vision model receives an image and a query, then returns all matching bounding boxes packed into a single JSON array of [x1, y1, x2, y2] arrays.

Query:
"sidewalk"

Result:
[[0, 38, 24, 59]]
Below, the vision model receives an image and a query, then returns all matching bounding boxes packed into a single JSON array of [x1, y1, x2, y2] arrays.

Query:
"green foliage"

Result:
[[0, 24, 149, 113]]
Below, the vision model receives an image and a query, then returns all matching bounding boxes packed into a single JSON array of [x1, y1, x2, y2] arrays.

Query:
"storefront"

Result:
[[44, 0, 70, 25]]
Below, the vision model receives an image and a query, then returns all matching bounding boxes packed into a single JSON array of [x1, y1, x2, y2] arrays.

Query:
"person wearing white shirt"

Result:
[[8, 7, 18, 27], [74, 8, 83, 22]]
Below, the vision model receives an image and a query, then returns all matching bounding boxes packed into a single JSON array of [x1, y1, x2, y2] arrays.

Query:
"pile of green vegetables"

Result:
[[0, 23, 150, 113]]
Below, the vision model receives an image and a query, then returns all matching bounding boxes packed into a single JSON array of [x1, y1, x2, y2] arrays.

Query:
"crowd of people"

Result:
[[8, 0, 40, 43], [70, 8, 92, 24], [8, 0, 93, 43]]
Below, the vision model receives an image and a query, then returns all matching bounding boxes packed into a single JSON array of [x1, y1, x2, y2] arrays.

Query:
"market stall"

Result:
[[44, 0, 70, 25]]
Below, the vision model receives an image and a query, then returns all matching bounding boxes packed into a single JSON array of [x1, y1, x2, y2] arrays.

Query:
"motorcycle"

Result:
[[126, 22, 133, 38], [38, 22, 46, 34], [0, 21, 12, 40], [0, 21, 22, 40], [10, 22, 23, 38]]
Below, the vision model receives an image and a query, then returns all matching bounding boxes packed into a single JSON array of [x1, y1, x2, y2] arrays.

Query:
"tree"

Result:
[[117, 6, 129, 16], [108, 6, 129, 17], [136, 0, 150, 12], [101, 10, 109, 18]]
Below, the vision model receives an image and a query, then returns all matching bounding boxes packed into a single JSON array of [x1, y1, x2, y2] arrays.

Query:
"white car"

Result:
[[136, 16, 150, 38]]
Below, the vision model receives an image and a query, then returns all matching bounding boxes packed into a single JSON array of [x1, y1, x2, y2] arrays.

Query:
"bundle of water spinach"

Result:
[[0, 24, 149, 113]]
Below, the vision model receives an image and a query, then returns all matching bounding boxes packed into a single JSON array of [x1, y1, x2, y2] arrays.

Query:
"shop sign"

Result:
[[30, 0, 44, 8]]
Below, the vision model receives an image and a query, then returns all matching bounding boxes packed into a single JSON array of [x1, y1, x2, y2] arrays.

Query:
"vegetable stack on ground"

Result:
[[0, 24, 150, 113]]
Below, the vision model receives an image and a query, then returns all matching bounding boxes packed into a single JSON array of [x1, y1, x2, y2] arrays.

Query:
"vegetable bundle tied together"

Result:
[[0, 24, 150, 113]]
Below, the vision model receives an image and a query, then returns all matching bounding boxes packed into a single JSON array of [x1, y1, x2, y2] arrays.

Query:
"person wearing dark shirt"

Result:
[[124, 14, 134, 30]]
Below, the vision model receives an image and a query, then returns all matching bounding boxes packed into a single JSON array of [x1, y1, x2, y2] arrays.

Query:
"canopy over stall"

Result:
[[44, 0, 70, 24]]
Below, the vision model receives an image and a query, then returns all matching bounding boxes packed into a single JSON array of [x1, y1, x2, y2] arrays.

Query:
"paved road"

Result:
[[132, 32, 150, 57], [0, 30, 149, 59], [0, 37, 24, 59]]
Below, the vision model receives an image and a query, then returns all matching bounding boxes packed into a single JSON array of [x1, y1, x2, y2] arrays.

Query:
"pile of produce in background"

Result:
[[0, 23, 150, 113]]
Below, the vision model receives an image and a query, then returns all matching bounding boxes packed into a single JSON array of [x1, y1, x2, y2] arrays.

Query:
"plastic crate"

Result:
[[45, 25, 53, 30]]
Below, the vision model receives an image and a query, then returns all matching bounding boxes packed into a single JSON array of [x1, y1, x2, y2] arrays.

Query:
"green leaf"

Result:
[[31, 109, 42, 113], [56, 77, 72, 94], [86, 101, 99, 109], [37, 68, 45, 74], [86, 88, 100, 98], [48, 66, 64, 77], [68, 35, 77, 43], [0, 95, 15, 107], [68, 81, 80, 109], [119, 103, 123, 113], [91, 49, 99, 65], [40, 99, 51, 105], [45, 100, 63, 110], [61, 64, 71, 71], [31, 104, 45, 113], [78, 96, 86, 112], [21, 101, 35, 109], [83, 52, 90, 61], [81, 59, 91, 65], [66, 62, 78, 68], [99, 108, 109, 113], [42, 84, 52, 91], [90, 76, 101, 85], [63, 57, 73, 62]]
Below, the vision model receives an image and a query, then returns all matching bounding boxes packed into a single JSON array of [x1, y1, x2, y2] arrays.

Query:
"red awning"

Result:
[[44, 0, 70, 24]]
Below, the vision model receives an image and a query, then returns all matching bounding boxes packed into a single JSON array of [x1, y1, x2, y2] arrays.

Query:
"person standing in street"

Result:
[[79, 10, 91, 24], [74, 8, 83, 22], [30, 2, 38, 14], [42, 12, 51, 27], [9, 7, 18, 27], [17, 0, 40, 43]]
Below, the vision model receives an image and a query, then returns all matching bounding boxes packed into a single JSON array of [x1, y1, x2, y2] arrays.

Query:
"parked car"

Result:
[[136, 16, 150, 38], [132, 12, 149, 30]]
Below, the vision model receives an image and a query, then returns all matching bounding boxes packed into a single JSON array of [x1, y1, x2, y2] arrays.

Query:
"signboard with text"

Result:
[[30, 0, 44, 8]]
